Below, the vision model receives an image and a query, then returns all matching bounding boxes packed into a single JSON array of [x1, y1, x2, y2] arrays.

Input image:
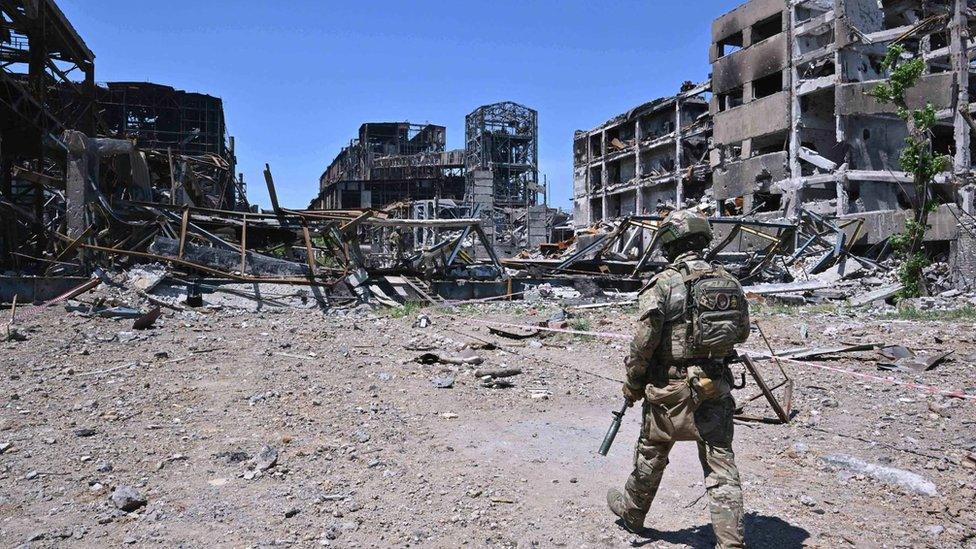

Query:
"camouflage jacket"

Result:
[[624, 251, 729, 390]]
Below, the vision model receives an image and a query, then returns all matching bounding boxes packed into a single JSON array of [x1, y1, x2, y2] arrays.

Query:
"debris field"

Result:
[[2, 296, 975, 547]]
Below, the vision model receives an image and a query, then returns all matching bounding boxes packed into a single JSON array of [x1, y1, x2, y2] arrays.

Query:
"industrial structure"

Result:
[[95, 81, 243, 210], [463, 101, 545, 254], [313, 122, 464, 210], [0, 0, 96, 267], [0, 0, 241, 273], [313, 102, 547, 256], [572, 82, 712, 226]]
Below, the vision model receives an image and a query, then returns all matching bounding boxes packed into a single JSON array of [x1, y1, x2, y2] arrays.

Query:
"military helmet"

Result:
[[656, 209, 712, 248]]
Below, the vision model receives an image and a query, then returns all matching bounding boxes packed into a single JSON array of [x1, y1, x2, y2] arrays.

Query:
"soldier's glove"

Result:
[[622, 384, 644, 406], [687, 366, 718, 400]]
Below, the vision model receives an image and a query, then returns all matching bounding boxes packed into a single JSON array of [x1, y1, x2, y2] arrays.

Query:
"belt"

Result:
[[666, 359, 727, 380]]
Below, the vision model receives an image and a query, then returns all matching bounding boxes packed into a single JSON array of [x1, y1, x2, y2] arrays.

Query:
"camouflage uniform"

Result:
[[609, 211, 746, 549]]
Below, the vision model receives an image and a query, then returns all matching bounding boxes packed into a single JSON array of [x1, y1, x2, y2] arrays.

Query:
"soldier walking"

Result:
[[607, 210, 749, 549]]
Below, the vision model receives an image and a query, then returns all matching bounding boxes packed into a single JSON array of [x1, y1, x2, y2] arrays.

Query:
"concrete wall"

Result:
[[710, 0, 785, 60], [712, 33, 788, 93], [843, 116, 908, 171], [712, 151, 789, 200], [836, 73, 955, 115], [713, 91, 790, 144], [839, 205, 960, 245]]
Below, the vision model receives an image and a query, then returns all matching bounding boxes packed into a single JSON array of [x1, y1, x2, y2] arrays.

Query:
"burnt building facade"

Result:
[[572, 83, 712, 226], [314, 122, 465, 210], [710, 0, 975, 243]]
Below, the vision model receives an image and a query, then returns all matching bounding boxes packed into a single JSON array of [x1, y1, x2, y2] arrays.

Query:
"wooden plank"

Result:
[[740, 354, 790, 424], [302, 222, 316, 276], [240, 213, 248, 275], [177, 206, 190, 259], [401, 276, 440, 304]]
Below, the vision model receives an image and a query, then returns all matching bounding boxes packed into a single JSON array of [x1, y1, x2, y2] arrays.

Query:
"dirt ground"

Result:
[[2, 298, 975, 548]]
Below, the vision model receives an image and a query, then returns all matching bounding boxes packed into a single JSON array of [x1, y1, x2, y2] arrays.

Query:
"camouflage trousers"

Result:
[[619, 385, 744, 549]]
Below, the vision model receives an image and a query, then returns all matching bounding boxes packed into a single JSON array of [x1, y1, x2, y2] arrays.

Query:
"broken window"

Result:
[[717, 31, 743, 57], [752, 72, 783, 99], [590, 197, 603, 221], [753, 191, 782, 212], [590, 165, 603, 190], [589, 134, 602, 158], [752, 131, 788, 156], [751, 12, 782, 43], [718, 87, 743, 111]]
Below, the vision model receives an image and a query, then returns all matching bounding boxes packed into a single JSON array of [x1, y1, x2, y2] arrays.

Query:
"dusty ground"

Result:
[[2, 297, 976, 548]]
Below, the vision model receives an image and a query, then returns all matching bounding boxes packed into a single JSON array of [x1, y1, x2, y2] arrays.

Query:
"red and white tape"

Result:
[[451, 315, 976, 402]]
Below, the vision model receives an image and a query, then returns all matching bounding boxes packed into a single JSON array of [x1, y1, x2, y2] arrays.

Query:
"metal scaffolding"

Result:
[[464, 101, 539, 207], [0, 0, 97, 267]]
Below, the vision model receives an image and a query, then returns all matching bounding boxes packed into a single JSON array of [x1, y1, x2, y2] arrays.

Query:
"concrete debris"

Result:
[[110, 486, 147, 512], [243, 445, 278, 479]]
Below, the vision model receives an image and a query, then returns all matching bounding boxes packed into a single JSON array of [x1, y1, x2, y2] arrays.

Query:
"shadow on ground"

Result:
[[624, 513, 810, 547]]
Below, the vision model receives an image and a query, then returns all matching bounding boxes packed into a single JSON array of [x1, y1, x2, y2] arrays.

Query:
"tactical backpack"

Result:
[[680, 265, 750, 358]]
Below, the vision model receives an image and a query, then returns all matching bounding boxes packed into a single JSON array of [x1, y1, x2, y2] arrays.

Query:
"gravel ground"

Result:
[[1, 298, 975, 548]]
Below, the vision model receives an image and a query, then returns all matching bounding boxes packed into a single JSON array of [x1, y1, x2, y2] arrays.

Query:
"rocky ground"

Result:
[[1, 295, 976, 548]]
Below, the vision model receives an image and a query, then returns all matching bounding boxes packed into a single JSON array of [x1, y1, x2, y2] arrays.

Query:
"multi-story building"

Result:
[[710, 0, 973, 231], [572, 82, 712, 226], [574, 0, 975, 255]]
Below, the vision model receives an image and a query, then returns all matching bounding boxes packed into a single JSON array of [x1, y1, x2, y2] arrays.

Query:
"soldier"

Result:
[[607, 209, 749, 549], [388, 228, 406, 267]]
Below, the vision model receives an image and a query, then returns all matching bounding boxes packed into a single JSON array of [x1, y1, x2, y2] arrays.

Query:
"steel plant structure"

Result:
[[464, 101, 539, 208]]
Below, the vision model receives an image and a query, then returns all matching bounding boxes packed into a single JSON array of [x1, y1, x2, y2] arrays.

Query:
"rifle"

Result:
[[598, 400, 631, 456]]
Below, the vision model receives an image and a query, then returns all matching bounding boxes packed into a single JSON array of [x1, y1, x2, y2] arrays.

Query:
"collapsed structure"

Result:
[[572, 82, 712, 225], [3, 0, 974, 311], [0, 0, 243, 276], [312, 103, 553, 258]]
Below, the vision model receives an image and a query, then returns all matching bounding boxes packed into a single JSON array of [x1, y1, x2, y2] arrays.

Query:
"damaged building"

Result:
[[710, 0, 973, 240], [708, 0, 976, 288], [94, 81, 245, 211], [572, 0, 976, 281], [311, 122, 465, 210], [0, 0, 243, 275], [572, 82, 712, 226], [710, 0, 971, 222], [313, 102, 551, 257]]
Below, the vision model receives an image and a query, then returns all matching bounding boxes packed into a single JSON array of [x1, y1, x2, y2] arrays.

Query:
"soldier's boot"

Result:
[[608, 441, 672, 532], [606, 489, 643, 532], [699, 443, 745, 549]]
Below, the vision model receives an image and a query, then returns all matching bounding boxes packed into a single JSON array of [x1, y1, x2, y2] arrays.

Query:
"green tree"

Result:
[[868, 44, 950, 297]]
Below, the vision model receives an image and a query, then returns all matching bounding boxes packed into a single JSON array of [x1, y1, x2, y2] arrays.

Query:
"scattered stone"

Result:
[[111, 485, 147, 512], [353, 430, 370, 443], [431, 375, 455, 389], [73, 427, 96, 437], [247, 445, 278, 472]]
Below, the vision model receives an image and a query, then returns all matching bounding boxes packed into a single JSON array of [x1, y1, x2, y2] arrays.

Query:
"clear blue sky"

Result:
[[58, 0, 743, 211]]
